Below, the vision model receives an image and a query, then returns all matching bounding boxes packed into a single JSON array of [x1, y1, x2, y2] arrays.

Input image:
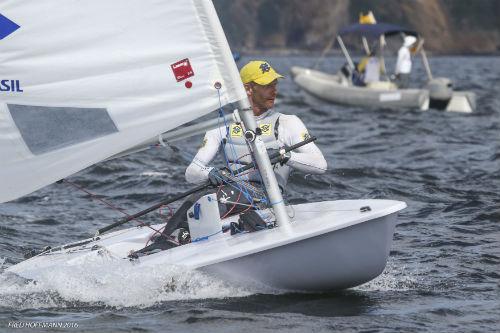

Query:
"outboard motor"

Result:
[[338, 63, 353, 86], [427, 77, 453, 110]]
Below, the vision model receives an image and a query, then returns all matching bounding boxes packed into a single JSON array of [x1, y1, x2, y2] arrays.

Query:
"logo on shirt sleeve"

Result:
[[300, 131, 311, 141], [230, 124, 243, 137], [259, 123, 272, 136]]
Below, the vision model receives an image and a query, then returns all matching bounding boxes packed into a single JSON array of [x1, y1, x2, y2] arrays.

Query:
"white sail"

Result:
[[0, 0, 246, 202]]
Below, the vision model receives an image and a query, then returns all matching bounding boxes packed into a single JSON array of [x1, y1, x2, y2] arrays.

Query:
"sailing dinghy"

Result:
[[0, 0, 406, 291]]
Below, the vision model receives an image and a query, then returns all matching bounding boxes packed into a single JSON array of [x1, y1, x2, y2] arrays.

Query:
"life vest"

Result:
[[221, 110, 290, 189]]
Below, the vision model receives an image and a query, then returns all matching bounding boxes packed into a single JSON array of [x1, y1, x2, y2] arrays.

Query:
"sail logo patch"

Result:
[[0, 14, 20, 40], [0, 79, 23, 92], [259, 123, 272, 136], [171, 58, 194, 82], [230, 124, 243, 137]]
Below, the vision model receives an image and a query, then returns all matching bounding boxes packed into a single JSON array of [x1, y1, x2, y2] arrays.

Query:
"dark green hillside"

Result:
[[214, 0, 500, 54]]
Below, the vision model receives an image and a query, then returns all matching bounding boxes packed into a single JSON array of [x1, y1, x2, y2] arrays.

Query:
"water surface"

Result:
[[1, 55, 499, 332]]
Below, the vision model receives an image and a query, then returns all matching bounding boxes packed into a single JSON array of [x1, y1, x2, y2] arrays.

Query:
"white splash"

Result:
[[356, 261, 420, 292], [140, 171, 169, 177], [0, 260, 256, 309], [0, 257, 6, 270]]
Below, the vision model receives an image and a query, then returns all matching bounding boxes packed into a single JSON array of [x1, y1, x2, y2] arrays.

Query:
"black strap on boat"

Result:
[[96, 136, 317, 235]]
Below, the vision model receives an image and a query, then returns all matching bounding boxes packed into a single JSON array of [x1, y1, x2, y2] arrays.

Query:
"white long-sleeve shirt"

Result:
[[364, 57, 381, 83], [395, 46, 412, 74], [185, 111, 327, 186]]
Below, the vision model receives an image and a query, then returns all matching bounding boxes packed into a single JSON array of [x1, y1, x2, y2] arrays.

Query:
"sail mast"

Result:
[[195, 1, 291, 229]]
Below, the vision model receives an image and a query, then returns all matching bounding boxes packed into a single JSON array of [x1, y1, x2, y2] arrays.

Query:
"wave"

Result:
[[0, 261, 261, 309]]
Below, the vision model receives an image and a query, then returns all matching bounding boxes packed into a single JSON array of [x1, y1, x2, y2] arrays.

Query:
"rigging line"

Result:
[[219, 187, 242, 219], [144, 205, 174, 246], [163, 146, 259, 201], [61, 179, 165, 237], [215, 92, 244, 172], [219, 199, 254, 208], [160, 125, 263, 202], [284, 200, 295, 219], [215, 92, 245, 172], [163, 136, 241, 178], [162, 138, 210, 170], [164, 136, 264, 203], [192, 229, 223, 242], [213, 89, 265, 204], [217, 110, 252, 199], [220, 177, 265, 198], [216, 90, 260, 206], [219, 148, 262, 200], [62, 179, 128, 216], [152, 102, 259, 203], [269, 199, 284, 206], [220, 134, 267, 205], [291, 209, 364, 212], [207, 169, 264, 201], [288, 157, 328, 172], [238, 114, 268, 200], [153, 123, 224, 174]]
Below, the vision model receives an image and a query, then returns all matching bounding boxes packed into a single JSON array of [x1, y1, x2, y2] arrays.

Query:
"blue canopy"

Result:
[[339, 23, 418, 39]]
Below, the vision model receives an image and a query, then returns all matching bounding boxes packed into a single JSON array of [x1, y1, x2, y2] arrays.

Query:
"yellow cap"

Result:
[[359, 11, 376, 24], [239, 61, 284, 85]]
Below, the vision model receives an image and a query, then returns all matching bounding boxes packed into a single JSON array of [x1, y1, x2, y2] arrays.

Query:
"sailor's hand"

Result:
[[208, 167, 230, 186], [267, 147, 291, 166]]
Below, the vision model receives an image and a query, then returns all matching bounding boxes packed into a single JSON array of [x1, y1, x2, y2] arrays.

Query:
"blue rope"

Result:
[[191, 229, 223, 242], [150, 89, 268, 210], [269, 199, 284, 206]]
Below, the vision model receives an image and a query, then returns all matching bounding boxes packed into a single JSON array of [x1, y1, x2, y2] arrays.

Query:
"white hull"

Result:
[[202, 212, 397, 290], [291, 66, 429, 110], [7, 199, 406, 291]]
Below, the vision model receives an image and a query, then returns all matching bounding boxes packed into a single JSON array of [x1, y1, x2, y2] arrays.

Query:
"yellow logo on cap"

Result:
[[259, 63, 271, 73], [259, 123, 272, 136], [230, 124, 243, 137], [240, 60, 284, 85]]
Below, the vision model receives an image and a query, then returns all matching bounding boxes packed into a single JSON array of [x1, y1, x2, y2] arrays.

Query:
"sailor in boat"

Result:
[[135, 61, 327, 254], [357, 50, 383, 86], [394, 35, 417, 89]]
